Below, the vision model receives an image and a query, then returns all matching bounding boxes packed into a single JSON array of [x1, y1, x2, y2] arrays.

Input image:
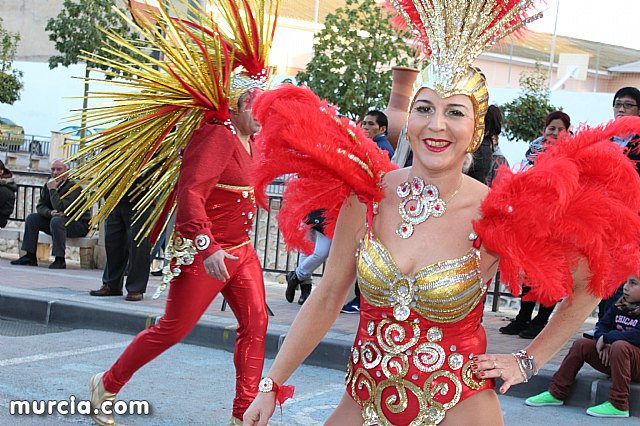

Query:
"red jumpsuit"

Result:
[[102, 123, 268, 420]]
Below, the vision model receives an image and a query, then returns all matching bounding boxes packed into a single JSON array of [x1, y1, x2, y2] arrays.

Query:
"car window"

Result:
[[0, 117, 17, 125]]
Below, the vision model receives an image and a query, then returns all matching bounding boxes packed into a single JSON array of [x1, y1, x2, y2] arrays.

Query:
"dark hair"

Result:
[[484, 105, 503, 138], [544, 111, 571, 129], [613, 87, 640, 107], [0, 160, 4, 170], [365, 110, 388, 133]]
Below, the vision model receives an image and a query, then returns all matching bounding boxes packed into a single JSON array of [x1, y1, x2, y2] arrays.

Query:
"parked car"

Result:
[[0, 117, 25, 146], [59, 126, 103, 139]]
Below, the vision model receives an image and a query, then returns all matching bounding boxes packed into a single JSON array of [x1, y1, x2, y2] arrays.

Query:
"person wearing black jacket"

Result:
[[0, 160, 17, 228], [466, 104, 503, 184], [89, 173, 154, 301], [11, 159, 90, 269]]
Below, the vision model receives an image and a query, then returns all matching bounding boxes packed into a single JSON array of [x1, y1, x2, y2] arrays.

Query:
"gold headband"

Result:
[[411, 65, 489, 152]]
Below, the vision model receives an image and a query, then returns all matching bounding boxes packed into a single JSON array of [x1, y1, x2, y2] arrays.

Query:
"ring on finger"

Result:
[[499, 370, 504, 378], [493, 361, 497, 369]]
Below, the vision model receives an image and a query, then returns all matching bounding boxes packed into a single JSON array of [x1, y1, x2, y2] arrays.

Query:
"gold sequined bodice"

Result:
[[357, 232, 485, 323]]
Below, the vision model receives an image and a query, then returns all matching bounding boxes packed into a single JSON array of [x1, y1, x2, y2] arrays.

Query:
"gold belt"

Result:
[[224, 240, 251, 251], [215, 183, 255, 203]]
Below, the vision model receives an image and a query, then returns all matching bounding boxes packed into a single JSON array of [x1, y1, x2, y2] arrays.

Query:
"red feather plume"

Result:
[[475, 116, 640, 306], [252, 85, 397, 253]]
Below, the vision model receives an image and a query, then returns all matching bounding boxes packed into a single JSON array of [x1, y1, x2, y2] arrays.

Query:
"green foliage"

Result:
[[0, 18, 24, 105], [46, 0, 137, 77], [296, 0, 417, 121], [501, 64, 562, 142], [46, 0, 139, 138]]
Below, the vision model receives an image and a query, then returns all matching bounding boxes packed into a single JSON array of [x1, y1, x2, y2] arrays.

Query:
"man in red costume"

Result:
[[89, 89, 268, 426]]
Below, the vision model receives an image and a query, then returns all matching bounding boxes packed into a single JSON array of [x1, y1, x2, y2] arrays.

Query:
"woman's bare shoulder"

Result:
[[462, 175, 490, 205]]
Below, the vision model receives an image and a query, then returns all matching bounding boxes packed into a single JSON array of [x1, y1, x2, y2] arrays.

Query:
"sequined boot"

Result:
[[89, 372, 116, 425]]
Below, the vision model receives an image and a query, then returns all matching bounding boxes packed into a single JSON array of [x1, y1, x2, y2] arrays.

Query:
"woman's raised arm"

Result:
[[243, 194, 367, 425]]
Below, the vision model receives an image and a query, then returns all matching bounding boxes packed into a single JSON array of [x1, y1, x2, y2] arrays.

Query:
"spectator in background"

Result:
[[361, 110, 395, 159], [486, 130, 510, 187], [611, 86, 640, 150], [466, 105, 503, 184], [391, 126, 413, 167], [342, 110, 397, 314], [584, 86, 640, 338], [522, 111, 572, 168], [11, 159, 90, 269], [525, 274, 640, 418], [89, 177, 153, 302], [285, 209, 331, 305], [500, 111, 571, 339], [0, 160, 17, 228]]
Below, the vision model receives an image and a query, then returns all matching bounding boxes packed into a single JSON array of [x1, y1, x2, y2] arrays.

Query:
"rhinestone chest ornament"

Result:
[[397, 176, 458, 239]]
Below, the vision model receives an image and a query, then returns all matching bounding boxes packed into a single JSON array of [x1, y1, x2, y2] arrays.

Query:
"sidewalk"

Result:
[[0, 257, 638, 417]]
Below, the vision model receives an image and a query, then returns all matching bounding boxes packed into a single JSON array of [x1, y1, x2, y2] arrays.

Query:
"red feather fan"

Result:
[[475, 116, 640, 306], [252, 85, 397, 254]]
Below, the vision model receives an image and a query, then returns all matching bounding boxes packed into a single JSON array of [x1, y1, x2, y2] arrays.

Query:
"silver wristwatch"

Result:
[[515, 349, 538, 379]]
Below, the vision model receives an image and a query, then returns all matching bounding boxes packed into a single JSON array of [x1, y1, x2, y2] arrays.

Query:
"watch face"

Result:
[[259, 378, 273, 392], [522, 359, 533, 370]]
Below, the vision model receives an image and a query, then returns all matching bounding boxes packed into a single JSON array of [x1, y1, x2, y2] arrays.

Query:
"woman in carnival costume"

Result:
[[59, 1, 281, 425], [243, 1, 640, 425]]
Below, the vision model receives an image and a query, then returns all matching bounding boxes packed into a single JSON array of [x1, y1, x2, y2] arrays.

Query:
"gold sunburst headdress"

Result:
[[390, 0, 542, 151], [65, 0, 279, 240]]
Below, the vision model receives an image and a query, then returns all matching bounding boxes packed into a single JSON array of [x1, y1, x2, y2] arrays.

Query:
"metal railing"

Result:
[[5, 182, 510, 311], [0, 134, 52, 167], [9, 184, 41, 223]]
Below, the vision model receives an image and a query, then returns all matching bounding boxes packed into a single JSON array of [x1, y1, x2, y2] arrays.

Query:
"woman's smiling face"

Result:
[[407, 88, 475, 173]]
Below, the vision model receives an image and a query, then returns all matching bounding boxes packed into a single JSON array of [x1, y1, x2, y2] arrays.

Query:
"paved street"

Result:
[[1, 320, 637, 426]]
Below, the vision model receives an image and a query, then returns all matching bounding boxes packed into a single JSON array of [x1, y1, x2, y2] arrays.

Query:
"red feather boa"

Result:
[[475, 116, 640, 305], [251, 85, 397, 253]]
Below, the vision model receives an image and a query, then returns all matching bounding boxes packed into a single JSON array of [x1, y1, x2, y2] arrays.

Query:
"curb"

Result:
[[0, 291, 351, 371], [1, 291, 638, 417]]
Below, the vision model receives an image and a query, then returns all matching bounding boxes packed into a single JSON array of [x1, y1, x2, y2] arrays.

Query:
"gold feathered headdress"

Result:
[[65, 0, 279, 240], [389, 0, 542, 151]]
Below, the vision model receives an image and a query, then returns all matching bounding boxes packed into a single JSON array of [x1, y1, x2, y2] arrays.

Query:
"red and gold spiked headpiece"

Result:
[[389, 0, 542, 151], [64, 0, 279, 238]]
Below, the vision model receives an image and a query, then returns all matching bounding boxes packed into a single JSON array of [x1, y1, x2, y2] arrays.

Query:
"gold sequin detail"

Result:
[[348, 319, 475, 425], [461, 360, 485, 391], [357, 233, 484, 323]]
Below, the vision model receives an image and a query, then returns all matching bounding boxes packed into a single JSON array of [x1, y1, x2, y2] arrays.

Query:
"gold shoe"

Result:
[[90, 372, 117, 425], [229, 416, 243, 426]]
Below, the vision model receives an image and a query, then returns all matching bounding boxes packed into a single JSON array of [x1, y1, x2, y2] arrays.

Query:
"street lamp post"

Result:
[[547, 0, 561, 88]]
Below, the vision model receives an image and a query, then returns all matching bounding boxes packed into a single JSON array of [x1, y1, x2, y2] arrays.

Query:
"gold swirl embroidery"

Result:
[[361, 341, 383, 369], [373, 379, 423, 420], [461, 360, 485, 390], [413, 343, 446, 373], [423, 370, 462, 411], [348, 320, 481, 425], [377, 319, 420, 354], [381, 353, 409, 380], [345, 357, 354, 386], [350, 367, 376, 407]]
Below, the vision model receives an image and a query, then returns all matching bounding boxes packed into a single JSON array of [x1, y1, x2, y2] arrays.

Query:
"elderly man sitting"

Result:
[[11, 159, 90, 269]]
